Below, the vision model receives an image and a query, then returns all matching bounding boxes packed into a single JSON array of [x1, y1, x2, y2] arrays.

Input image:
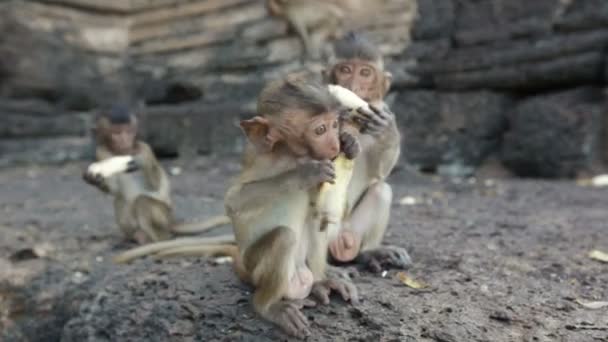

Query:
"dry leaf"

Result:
[[576, 299, 608, 310], [397, 272, 428, 289], [589, 250, 608, 263]]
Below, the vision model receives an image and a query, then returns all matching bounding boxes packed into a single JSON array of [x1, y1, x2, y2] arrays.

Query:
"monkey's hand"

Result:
[[82, 170, 110, 193], [340, 131, 360, 159], [356, 245, 412, 273], [264, 299, 316, 338], [297, 159, 335, 187], [355, 105, 395, 136], [310, 277, 359, 305]]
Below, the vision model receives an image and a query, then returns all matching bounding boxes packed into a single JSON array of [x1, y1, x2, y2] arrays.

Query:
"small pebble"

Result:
[[399, 196, 417, 206], [170, 166, 182, 176]]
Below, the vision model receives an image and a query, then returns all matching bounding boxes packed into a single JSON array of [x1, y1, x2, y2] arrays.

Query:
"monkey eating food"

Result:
[[225, 75, 360, 338], [83, 105, 231, 248], [323, 32, 413, 273]]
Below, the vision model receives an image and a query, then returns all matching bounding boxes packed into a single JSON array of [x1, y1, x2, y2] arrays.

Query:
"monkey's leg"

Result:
[[245, 226, 314, 338], [309, 16, 339, 59], [286, 13, 313, 58], [329, 181, 411, 271], [332, 181, 412, 272], [133, 196, 172, 242]]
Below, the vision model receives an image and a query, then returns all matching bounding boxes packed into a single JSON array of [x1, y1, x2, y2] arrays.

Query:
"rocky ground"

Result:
[[0, 157, 607, 342]]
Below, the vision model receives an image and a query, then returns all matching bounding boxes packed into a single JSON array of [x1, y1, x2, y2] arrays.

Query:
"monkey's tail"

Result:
[[113, 235, 235, 264], [171, 215, 230, 234], [265, 0, 285, 16]]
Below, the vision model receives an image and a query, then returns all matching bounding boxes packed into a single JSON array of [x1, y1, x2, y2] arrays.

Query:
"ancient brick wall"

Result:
[[1, 0, 606, 177]]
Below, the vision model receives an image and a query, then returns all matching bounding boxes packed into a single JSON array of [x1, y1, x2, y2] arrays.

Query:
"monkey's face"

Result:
[[332, 60, 386, 102], [302, 112, 340, 160], [108, 123, 137, 155]]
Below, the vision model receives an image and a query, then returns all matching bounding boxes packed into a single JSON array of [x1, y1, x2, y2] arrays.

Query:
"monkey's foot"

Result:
[[327, 264, 359, 280], [132, 230, 151, 245], [328, 229, 361, 263], [285, 267, 314, 300], [310, 277, 359, 305], [266, 299, 316, 338], [356, 245, 412, 273]]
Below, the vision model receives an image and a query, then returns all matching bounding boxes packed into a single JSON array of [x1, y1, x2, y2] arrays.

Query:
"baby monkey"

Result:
[[83, 105, 228, 245], [225, 75, 360, 338]]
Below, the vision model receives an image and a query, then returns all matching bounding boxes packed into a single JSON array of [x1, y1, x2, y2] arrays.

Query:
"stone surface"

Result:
[[0, 160, 606, 341], [1, 0, 608, 175], [501, 88, 605, 178], [395, 90, 509, 176]]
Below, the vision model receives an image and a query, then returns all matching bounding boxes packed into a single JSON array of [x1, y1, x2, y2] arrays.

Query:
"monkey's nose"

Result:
[[330, 145, 339, 159]]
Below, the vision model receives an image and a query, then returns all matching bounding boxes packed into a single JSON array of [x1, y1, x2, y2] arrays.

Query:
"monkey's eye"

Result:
[[360, 68, 372, 77], [339, 65, 351, 74], [332, 120, 339, 129], [315, 125, 327, 135]]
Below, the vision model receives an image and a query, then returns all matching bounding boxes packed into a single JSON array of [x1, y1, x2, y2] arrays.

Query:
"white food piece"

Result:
[[591, 174, 608, 187], [576, 299, 608, 310], [327, 84, 370, 111], [88, 156, 134, 178], [399, 196, 417, 206]]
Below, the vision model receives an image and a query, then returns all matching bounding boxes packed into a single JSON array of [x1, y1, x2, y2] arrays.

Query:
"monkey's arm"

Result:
[[227, 169, 304, 211], [134, 142, 170, 198], [358, 104, 401, 179], [374, 119, 400, 179]]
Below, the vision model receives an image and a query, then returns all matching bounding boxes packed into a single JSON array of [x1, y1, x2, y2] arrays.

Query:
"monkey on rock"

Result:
[[225, 75, 360, 338], [323, 32, 412, 273], [83, 105, 229, 246]]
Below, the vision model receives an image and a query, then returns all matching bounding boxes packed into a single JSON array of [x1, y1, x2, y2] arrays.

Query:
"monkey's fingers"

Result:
[[327, 280, 351, 302], [361, 122, 385, 136], [346, 267, 360, 279], [384, 246, 413, 268], [125, 160, 139, 173], [357, 109, 387, 128], [297, 298, 317, 308], [310, 283, 331, 305], [331, 279, 359, 304], [367, 257, 383, 273], [339, 132, 360, 159], [281, 303, 311, 338], [320, 162, 336, 184], [355, 106, 376, 118]]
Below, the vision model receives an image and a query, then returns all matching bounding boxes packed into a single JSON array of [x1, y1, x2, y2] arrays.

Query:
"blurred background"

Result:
[[2, 2, 608, 341], [2, 0, 606, 178]]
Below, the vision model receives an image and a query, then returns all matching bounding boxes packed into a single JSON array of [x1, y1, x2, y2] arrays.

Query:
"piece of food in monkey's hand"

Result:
[[327, 84, 370, 112], [397, 272, 429, 289], [316, 153, 355, 240], [88, 156, 137, 178]]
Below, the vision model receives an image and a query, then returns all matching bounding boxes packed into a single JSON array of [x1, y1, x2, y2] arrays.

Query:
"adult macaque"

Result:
[[266, 0, 364, 59], [83, 105, 229, 245], [323, 32, 412, 272], [225, 75, 359, 338]]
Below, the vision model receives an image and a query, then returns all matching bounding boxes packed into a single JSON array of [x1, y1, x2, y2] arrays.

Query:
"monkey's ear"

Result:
[[240, 116, 279, 152], [383, 71, 393, 95]]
